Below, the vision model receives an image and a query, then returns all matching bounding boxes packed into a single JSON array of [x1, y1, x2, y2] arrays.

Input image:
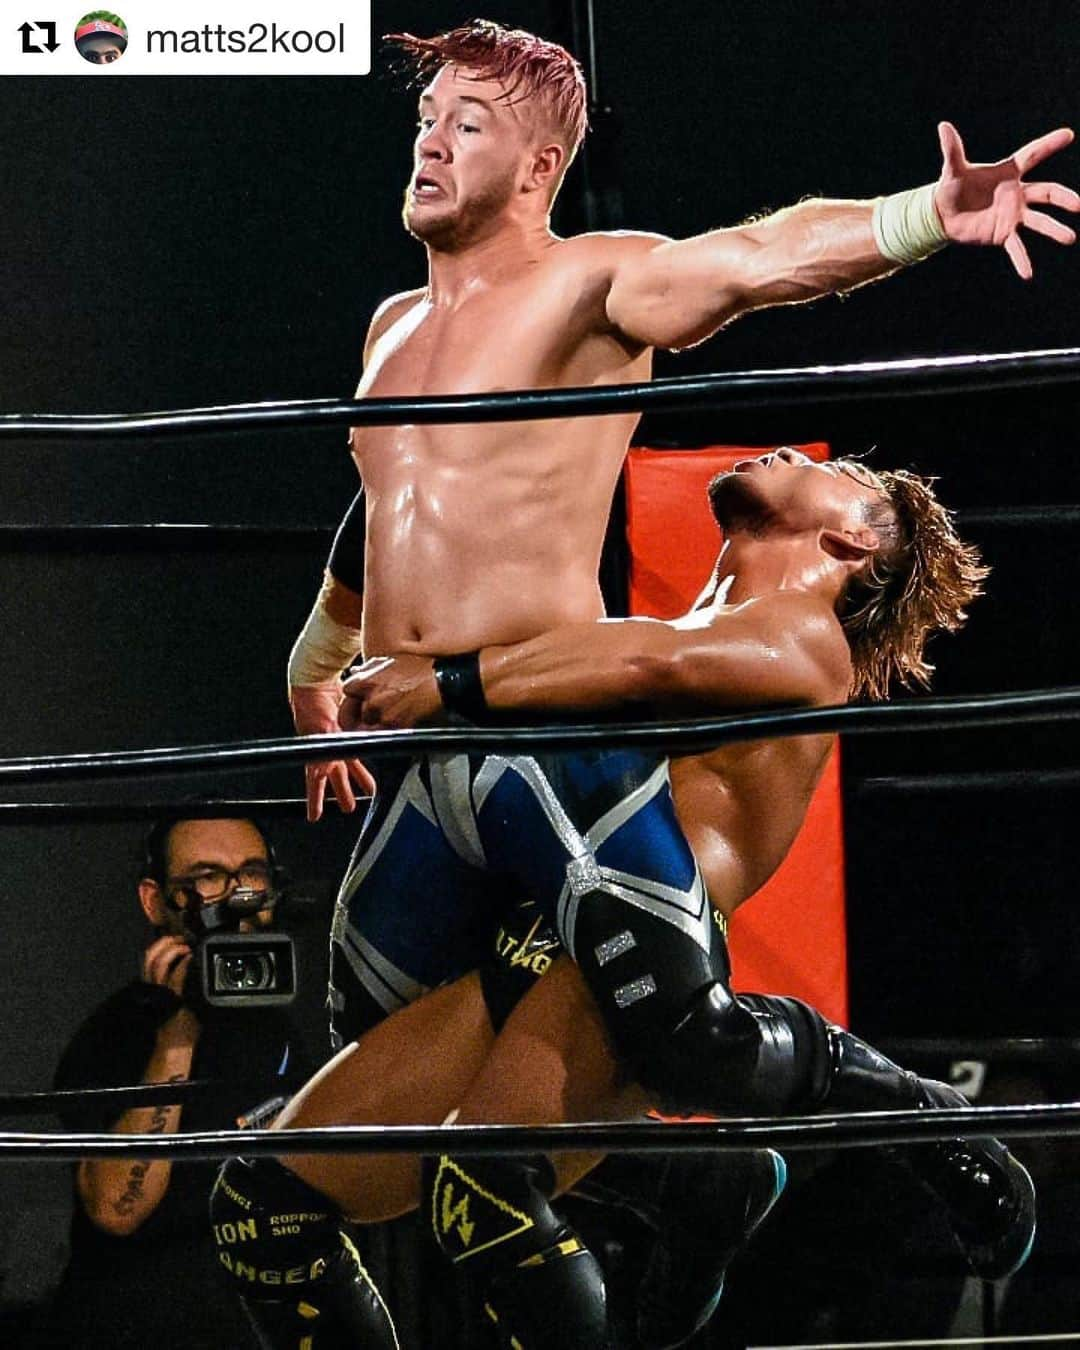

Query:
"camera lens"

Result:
[[201, 932, 296, 1006], [213, 951, 276, 992]]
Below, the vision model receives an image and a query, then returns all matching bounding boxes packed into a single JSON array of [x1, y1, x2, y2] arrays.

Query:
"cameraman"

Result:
[[46, 814, 311, 1349]]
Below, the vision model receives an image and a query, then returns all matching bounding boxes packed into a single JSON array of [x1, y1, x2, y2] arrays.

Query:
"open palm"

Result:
[[935, 121, 1079, 278]]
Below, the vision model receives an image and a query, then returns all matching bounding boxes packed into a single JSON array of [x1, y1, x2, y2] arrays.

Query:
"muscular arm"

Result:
[[287, 293, 423, 816], [479, 592, 849, 712], [288, 517, 369, 819], [605, 200, 893, 350], [605, 122, 1078, 350], [341, 591, 851, 728]]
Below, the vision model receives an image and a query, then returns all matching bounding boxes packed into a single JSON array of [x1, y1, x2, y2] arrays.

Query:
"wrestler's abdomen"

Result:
[[353, 260, 650, 654], [360, 417, 628, 652]]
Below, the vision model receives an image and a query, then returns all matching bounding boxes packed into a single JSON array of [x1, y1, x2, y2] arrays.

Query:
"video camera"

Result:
[[200, 930, 297, 1008], [189, 887, 298, 1008]]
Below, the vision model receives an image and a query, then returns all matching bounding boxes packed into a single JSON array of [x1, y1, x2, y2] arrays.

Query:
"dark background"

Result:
[[1, 0, 1079, 1343]]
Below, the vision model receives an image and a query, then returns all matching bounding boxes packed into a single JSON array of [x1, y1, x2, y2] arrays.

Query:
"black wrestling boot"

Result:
[[236, 1243, 399, 1350], [899, 1077, 1036, 1280], [211, 1158, 400, 1349], [480, 1230, 611, 1350], [425, 1153, 612, 1349], [825, 1030, 1036, 1280], [634, 1148, 786, 1350]]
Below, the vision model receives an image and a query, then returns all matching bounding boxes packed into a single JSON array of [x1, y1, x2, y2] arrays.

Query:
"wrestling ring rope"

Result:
[[4, 349, 1078, 1172], [3, 1102, 1080, 1162], [3, 346, 1080, 438], [2, 686, 1080, 785]]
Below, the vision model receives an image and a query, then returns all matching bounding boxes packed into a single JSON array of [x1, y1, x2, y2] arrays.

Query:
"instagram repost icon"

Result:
[[75, 12, 128, 64]]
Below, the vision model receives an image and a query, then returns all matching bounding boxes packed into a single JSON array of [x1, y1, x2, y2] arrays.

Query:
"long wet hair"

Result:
[[837, 463, 989, 701]]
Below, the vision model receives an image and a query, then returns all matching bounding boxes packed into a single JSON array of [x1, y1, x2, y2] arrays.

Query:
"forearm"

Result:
[[288, 489, 367, 692], [288, 573, 365, 690], [479, 619, 677, 714], [610, 188, 945, 349], [77, 1034, 195, 1234], [649, 200, 890, 347], [738, 185, 948, 303], [730, 198, 894, 305], [470, 598, 843, 718]]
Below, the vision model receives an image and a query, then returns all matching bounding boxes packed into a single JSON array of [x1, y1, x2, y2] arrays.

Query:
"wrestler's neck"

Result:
[[424, 217, 558, 303], [708, 535, 848, 609]]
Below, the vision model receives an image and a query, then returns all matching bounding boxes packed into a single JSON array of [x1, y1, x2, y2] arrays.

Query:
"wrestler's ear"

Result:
[[820, 525, 880, 566], [138, 878, 168, 926], [524, 141, 565, 194]]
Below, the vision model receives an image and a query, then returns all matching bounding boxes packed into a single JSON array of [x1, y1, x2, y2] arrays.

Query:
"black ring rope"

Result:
[[2, 686, 1078, 787], [0, 1080, 251, 1117], [0, 797, 316, 825], [0, 507, 1077, 551], [878, 1036, 1080, 1065], [3, 1101, 1080, 1162], [10, 764, 1080, 821], [4, 507, 1078, 544], [6, 358, 1077, 1167], [858, 767, 1080, 796], [7, 1037, 1080, 1116], [0, 524, 329, 551], [958, 505, 1080, 530], [3, 348, 1079, 439]]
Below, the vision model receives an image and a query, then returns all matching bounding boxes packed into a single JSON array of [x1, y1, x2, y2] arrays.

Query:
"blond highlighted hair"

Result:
[[839, 463, 989, 701]]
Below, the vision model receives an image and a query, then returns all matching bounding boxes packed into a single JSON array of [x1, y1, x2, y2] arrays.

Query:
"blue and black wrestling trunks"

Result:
[[329, 749, 717, 1046]]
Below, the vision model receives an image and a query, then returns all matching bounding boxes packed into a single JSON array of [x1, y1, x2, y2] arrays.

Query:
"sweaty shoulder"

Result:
[[542, 232, 673, 344], [362, 287, 426, 364], [550, 230, 671, 283], [733, 590, 852, 705]]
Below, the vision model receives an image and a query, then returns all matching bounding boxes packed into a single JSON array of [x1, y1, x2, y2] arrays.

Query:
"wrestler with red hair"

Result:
[[213, 19, 1074, 1348]]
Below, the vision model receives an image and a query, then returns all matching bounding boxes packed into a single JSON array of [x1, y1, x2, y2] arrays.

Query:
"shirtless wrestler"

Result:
[[213, 18, 1072, 1345], [213, 452, 1032, 1349]]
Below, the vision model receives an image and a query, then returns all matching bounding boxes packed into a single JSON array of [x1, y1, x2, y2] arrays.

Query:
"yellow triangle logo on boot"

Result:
[[431, 1157, 535, 1262]]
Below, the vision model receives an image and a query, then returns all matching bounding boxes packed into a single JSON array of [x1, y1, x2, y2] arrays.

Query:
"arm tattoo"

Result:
[[112, 1074, 185, 1218]]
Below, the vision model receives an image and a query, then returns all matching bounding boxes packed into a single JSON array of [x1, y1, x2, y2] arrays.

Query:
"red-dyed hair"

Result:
[[385, 19, 588, 157]]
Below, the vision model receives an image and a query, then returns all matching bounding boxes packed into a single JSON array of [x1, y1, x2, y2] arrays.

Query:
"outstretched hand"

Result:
[[290, 681, 376, 823], [340, 654, 443, 732], [935, 121, 1079, 279]]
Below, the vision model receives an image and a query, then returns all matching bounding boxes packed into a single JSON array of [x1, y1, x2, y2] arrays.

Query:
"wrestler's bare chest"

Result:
[[360, 270, 608, 406], [350, 265, 645, 511]]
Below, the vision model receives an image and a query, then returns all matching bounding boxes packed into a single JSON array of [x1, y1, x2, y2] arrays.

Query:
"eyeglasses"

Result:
[[166, 862, 275, 906]]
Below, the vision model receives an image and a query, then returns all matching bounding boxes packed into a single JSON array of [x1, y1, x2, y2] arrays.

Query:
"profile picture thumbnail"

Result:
[[75, 12, 128, 64]]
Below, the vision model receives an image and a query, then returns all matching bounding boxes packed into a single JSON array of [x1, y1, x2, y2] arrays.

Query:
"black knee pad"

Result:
[[737, 992, 834, 1105], [210, 1157, 397, 1348], [639, 985, 832, 1116], [741, 1002, 928, 1113]]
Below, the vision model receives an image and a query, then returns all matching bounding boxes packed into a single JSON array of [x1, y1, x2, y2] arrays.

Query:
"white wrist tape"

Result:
[[872, 183, 948, 266], [287, 594, 364, 688]]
